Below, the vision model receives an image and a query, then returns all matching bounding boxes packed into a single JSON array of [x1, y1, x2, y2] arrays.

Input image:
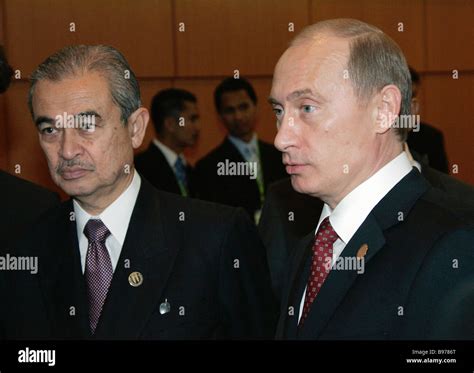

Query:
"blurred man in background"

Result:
[[135, 88, 199, 197], [407, 66, 449, 173], [195, 77, 286, 223]]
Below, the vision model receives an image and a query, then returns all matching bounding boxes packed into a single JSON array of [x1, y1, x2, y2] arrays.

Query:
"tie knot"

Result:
[[84, 219, 110, 243], [175, 156, 185, 170], [316, 216, 338, 245]]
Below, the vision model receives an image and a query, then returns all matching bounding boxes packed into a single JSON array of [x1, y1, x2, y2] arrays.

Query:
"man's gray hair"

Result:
[[28, 45, 141, 123], [292, 19, 412, 141]]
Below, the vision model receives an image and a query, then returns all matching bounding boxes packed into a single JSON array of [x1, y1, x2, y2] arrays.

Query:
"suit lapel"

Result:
[[93, 180, 182, 339], [222, 138, 247, 163], [297, 214, 385, 339]]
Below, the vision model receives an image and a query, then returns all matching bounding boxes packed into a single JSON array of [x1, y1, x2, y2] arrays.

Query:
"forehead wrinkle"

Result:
[[34, 76, 112, 120]]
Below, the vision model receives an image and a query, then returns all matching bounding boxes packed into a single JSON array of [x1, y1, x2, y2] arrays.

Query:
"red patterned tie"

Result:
[[299, 216, 338, 325], [84, 219, 113, 334]]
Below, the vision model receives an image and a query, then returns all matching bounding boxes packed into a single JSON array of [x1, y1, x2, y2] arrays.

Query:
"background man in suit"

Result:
[[195, 77, 286, 223], [407, 66, 449, 173], [0, 45, 59, 249], [135, 88, 199, 197], [268, 19, 474, 339], [0, 45, 277, 340]]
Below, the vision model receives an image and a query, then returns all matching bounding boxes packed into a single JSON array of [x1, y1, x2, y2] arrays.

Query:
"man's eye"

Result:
[[40, 126, 57, 135], [302, 105, 316, 113], [81, 122, 96, 131], [272, 107, 283, 117]]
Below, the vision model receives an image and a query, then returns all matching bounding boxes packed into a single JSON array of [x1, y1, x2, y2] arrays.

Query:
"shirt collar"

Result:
[[153, 138, 186, 168], [228, 133, 258, 160], [318, 152, 413, 244], [404, 143, 422, 172], [74, 170, 142, 246]]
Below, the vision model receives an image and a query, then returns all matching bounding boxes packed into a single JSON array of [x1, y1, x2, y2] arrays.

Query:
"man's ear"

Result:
[[127, 107, 149, 149], [411, 97, 420, 116], [164, 116, 178, 134], [375, 84, 402, 134]]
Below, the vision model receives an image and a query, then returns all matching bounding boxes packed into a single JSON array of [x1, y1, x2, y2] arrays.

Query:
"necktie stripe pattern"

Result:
[[174, 157, 188, 195], [299, 216, 338, 326], [84, 219, 113, 334]]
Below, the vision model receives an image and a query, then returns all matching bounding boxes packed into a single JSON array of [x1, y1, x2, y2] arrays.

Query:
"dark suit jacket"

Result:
[[0, 178, 277, 340], [194, 137, 286, 220], [407, 122, 449, 173], [421, 163, 474, 221], [135, 143, 194, 197], [258, 178, 322, 301], [260, 158, 474, 303], [276, 170, 474, 339], [0, 170, 59, 250]]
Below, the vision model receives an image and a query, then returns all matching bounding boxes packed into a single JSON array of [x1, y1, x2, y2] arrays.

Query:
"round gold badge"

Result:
[[128, 271, 143, 287]]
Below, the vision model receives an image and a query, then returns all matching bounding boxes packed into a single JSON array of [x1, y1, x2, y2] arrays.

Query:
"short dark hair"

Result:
[[409, 66, 420, 85], [150, 88, 197, 134], [214, 77, 257, 113], [0, 46, 14, 94]]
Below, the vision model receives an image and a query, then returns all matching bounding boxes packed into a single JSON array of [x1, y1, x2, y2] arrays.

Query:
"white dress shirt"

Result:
[[298, 152, 413, 321], [74, 170, 141, 273], [228, 133, 259, 163], [153, 138, 187, 170]]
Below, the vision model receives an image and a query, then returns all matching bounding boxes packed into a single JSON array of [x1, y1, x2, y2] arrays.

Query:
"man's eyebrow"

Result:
[[34, 116, 54, 127], [287, 88, 314, 101], [268, 97, 280, 105], [35, 111, 102, 127], [76, 111, 102, 119], [268, 88, 318, 105]]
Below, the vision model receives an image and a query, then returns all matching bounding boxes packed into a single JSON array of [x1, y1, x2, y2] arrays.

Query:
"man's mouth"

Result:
[[60, 167, 90, 180], [284, 163, 306, 174]]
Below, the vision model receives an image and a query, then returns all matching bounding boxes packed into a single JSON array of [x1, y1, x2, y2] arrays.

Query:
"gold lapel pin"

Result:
[[128, 271, 143, 287], [356, 244, 369, 259]]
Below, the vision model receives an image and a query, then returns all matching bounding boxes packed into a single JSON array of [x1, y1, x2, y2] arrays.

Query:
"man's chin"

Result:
[[55, 178, 95, 199], [290, 175, 316, 196], [290, 175, 304, 192]]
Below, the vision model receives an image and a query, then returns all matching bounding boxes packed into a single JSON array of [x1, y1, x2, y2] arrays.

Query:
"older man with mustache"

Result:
[[1, 45, 277, 340]]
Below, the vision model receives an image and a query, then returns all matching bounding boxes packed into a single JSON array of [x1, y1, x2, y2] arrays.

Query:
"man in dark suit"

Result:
[[268, 19, 474, 339], [407, 66, 449, 173], [0, 45, 277, 340], [0, 171, 59, 249], [135, 88, 199, 197], [195, 77, 286, 223], [260, 150, 474, 303], [0, 45, 60, 249]]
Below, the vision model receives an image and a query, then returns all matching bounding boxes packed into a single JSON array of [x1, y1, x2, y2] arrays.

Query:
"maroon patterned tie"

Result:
[[299, 217, 338, 326], [84, 219, 113, 334]]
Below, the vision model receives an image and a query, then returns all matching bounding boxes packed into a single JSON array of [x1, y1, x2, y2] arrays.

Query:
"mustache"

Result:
[[56, 159, 95, 174]]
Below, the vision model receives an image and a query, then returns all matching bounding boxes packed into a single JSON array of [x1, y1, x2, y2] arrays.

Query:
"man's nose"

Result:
[[60, 129, 83, 160], [274, 113, 296, 152], [234, 109, 245, 122]]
